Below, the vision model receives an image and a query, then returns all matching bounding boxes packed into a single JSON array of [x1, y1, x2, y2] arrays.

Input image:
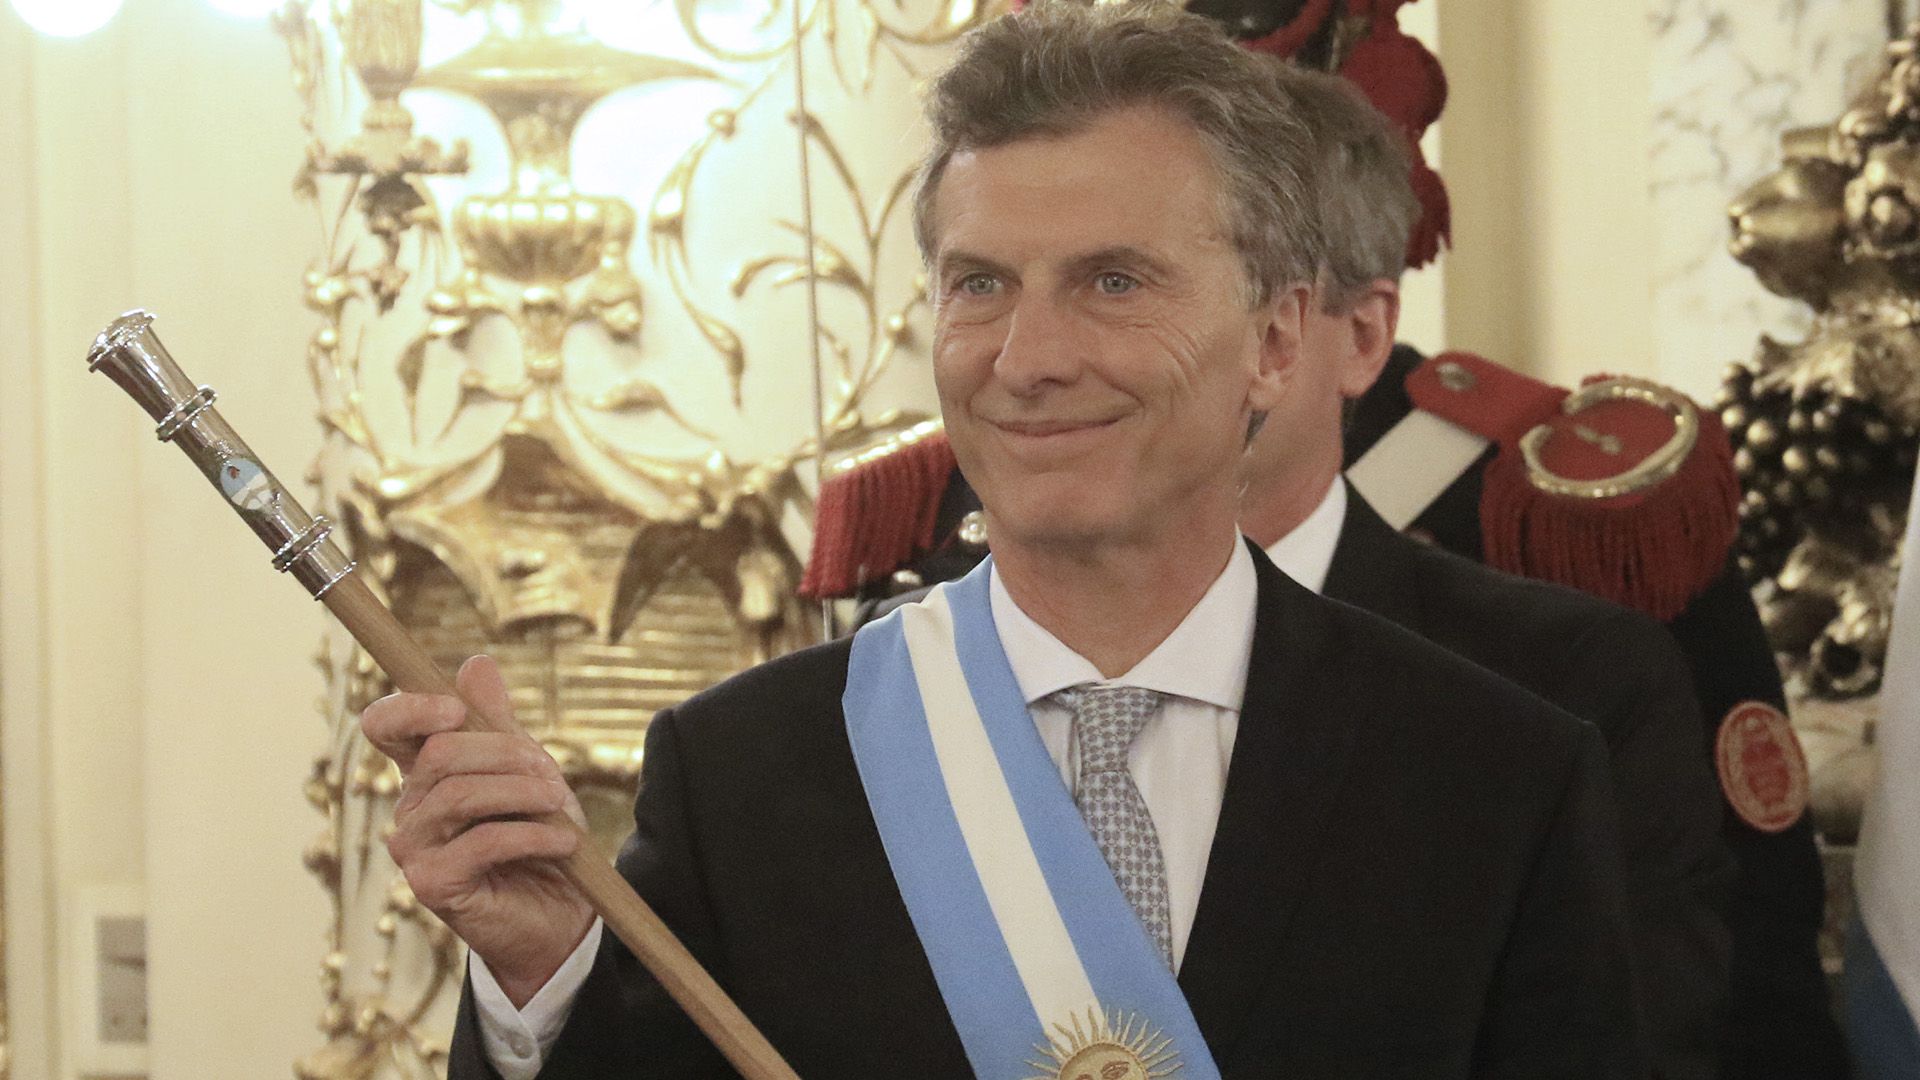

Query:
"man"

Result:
[[835, 67, 1741, 1079], [1342, 360, 1850, 1080], [364, 6, 1641, 1077], [1308, 68, 1847, 1080], [1235, 74, 1736, 1080]]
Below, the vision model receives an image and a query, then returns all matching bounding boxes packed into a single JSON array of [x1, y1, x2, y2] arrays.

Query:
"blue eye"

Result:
[[957, 272, 999, 296], [1096, 271, 1138, 295]]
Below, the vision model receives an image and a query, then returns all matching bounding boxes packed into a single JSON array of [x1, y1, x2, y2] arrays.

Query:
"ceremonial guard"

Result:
[[1343, 346, 1845, 1080]]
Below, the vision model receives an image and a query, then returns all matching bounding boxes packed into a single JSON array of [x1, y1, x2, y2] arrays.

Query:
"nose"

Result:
[[994, 294, 1083, 397]]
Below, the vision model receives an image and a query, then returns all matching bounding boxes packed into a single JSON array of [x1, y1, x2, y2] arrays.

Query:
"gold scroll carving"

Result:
[[1722, 24, 1920, 847], [275, 0, 987, 1074]]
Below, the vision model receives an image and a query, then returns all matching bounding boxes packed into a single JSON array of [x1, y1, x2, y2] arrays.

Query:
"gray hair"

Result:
[[1288, 70, 1419, 311], [911, 0, 1331, 305]]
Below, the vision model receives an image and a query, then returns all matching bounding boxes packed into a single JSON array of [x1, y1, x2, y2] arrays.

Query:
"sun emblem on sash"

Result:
[[1025, 1006, 1182, 1080]]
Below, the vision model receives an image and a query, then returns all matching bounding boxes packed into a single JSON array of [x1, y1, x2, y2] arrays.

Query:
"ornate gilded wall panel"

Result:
[[275, 0, 985, 1073], [1722, 23, 1920, 849]]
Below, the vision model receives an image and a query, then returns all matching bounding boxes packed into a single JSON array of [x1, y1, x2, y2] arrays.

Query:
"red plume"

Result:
[[1404, 151, 1451, 267]]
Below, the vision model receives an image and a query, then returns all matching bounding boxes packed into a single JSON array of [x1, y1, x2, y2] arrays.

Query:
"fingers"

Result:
[[362, 690, 465, 772], [398, 819, 582, 911], [389, 771, 570, 858], [361, 654, 517, 771], [393, 731, 566, 816]]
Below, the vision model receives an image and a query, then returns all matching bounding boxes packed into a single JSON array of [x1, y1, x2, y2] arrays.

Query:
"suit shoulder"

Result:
[[1405, 536, 1692, 687], [1311, 585, 1591, 741], [1300, 593, 1610, 819], [665, 637, 853, 734], [1406, 536, 1667, 641]]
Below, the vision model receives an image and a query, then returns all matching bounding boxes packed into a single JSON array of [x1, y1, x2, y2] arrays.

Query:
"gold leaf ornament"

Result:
[[588, 379, 671, 414], [583, 258, 645, 341], [688, 303, 748, 403], [425, 274, 504, 342], [396, 337, 428, 419]]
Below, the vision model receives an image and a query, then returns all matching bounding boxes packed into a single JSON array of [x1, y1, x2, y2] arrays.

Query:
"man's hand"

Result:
[[362, 655, 597, 1007]]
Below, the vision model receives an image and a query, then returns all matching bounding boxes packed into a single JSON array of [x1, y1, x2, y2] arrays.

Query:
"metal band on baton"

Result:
[[88, 312, 358, 599], [155, 385, 218, 442], [86, 310, 800, 1080]]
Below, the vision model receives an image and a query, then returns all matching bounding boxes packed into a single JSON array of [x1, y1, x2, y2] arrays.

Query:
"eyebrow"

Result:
[[935, 245, 1176, 283], [1063, 245, 1176, 282]]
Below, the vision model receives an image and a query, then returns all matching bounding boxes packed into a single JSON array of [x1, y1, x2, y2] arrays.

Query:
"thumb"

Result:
[[454, 654, 516, 732]]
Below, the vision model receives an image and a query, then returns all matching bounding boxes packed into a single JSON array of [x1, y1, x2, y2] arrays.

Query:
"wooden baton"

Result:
[[88, 310, 800, 1080]]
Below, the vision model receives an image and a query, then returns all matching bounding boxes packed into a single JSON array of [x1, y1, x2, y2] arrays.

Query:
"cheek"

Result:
[[1125, 322, 1253, 413], [1082, 320, 1204, 408], [931, 327, 990, 400]]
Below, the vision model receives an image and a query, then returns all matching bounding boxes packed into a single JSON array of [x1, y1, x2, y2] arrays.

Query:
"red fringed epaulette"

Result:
[[1409, 353, 1741, 621], [800, 422, 957, 600]]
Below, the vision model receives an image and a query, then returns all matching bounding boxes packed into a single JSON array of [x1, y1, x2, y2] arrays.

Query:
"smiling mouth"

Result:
[[989, 417, 1121, 437]]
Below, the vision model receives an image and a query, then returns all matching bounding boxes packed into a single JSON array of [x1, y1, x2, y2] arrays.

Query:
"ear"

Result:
[[1249, 283, 1309, 413], [1336, 278, 1401, 398]]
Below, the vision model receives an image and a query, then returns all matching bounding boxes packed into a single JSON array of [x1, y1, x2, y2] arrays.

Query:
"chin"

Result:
[[983, 482, 1136, 551]]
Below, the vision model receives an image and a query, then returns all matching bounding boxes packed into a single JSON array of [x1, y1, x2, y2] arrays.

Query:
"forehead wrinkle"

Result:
[[937, 248, 1017, 279]]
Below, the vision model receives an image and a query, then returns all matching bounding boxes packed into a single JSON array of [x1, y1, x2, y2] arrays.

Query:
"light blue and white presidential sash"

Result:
[[844, 558, 1220, 1080], [1847, 464, 1920, 1075]]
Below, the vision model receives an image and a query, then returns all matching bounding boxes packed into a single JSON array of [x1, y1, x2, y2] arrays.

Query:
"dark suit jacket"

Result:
[[450, 546, 1645, 1079], [1348, 344, 1849, 1079], [1323, 488, 1734, 1080]]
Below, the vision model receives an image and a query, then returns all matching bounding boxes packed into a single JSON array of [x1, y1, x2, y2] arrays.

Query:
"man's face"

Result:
[[926, 105, 1301, 553]]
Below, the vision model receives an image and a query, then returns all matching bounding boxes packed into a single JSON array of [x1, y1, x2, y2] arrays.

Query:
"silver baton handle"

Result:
[[86, 310, 355, 598]]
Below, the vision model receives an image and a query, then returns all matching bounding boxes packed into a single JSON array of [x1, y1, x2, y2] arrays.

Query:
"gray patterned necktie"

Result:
[[1058, 685, 1174, 969]]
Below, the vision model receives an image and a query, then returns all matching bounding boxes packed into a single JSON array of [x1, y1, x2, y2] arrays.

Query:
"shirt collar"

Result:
[[1261, 477, 1346, 595], [988, 535, 1258, 712]]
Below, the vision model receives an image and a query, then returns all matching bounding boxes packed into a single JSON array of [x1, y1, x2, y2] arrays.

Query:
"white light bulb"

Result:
[[10, 0, 122, 36], [204, 0, 283, 18]]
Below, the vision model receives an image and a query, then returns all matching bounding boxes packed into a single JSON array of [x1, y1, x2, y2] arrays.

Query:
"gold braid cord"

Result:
[[272, 0, 989, 1073]]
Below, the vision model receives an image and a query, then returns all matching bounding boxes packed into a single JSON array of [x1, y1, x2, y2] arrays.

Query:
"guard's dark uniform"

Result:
[[1348, 345, 1849, 1080]]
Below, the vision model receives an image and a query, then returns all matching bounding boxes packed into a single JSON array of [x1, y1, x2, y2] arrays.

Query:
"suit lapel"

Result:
[[1177, 540, 1381, 1062]]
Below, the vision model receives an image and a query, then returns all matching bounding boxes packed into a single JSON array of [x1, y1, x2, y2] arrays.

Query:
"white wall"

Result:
[[1647, 1, 1888, 402], [1391, 0, 1446, 356], [1435, 0, 1661, 390], [1, 1, 329, 1075], [1, 14, 61, 1077]]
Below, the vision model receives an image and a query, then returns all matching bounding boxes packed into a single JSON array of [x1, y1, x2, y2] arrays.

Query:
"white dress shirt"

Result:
[[473, 533, 1261, 1078], [991, 536, 1255, 967], [1261, 477, 1345, 595]]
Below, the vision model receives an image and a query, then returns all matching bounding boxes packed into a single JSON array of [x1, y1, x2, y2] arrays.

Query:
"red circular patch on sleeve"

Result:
[[1715, 701, 1810, 833]]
